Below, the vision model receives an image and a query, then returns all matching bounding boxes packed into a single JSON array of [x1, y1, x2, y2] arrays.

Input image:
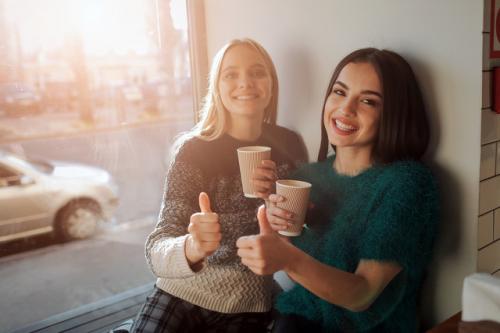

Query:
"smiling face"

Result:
[[323, 62, 383, 159], [218, 44, 273, 123]]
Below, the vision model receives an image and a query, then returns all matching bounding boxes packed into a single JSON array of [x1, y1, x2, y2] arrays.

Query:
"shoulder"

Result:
[[378, 160, 437, 191], [262, 123, 302, 144], [172, 135, 217, 164], [292, 158, 330, 181], [262, 124, 308, 163], [374, 161, 439, 213]]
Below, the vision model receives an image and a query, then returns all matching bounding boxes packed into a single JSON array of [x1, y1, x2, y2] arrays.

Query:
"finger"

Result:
[[236, 236, 255, 249], [198, 192, 212, 213], [260, 160, 276, 169], [191, 212, 218, 224], [252, 167, 276, 181], [268, 194, 284, 204], [197, 232, 222, 242], [269, 217, 291, 230], [193, 221, 221, 233], [270, 223, 288, 231], [258, 205, 273, 235], [268, 206, 294, 220], [240, 257, 263, 268], [237, 248, 259, 259], [198, 240, 220, 250], [252, 179, 274, 190]]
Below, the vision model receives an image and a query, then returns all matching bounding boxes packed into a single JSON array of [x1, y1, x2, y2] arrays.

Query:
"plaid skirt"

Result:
[[131, 286, 272, 333]]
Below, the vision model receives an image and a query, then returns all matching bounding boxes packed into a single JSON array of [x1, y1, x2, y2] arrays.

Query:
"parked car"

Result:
[[0, 151, 119, 243], [0, 83, 42, 117]]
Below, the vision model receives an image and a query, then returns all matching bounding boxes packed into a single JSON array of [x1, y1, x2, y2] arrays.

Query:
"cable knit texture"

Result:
[[275, 155, 440, 332], [146, 124, 308, 314]]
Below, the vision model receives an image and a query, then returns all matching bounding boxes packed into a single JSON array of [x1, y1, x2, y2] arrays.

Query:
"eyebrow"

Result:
[[221, 64, 266, 72], [334, 80, 383, 99]]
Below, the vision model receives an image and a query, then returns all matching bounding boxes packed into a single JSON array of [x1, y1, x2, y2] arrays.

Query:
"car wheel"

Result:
[[56, 200, 101, 241]]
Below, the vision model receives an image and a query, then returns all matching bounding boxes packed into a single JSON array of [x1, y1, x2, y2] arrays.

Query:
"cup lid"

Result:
[[276, 179, 312, 188], [237, 146, 271, 153]]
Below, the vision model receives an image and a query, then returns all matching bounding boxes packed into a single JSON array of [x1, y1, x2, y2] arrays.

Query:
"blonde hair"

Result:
[[190, 38, 279, 142]]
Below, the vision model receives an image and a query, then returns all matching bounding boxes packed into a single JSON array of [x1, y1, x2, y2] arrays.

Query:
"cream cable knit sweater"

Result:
[[145, 125, 307, 313]]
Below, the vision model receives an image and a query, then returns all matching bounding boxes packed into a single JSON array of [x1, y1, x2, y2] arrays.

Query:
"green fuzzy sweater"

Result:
[[275, 156, 439, 332]]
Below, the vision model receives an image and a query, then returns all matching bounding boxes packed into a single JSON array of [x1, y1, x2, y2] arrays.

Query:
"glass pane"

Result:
[[0, 0, 193, 331]]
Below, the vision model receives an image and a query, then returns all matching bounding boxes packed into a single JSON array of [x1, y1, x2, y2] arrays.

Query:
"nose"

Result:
[[238, 74, 254, 88], [339, 98, 356, 117]]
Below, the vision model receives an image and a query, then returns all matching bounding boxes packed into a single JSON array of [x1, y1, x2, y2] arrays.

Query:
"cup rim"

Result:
[[237, 146, 271, 153], [276, 179, 312, 188]]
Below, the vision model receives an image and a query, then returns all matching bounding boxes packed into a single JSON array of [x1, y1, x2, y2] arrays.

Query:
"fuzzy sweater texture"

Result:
[[275, 155, 440, 332], [145, 124, 307, 314]]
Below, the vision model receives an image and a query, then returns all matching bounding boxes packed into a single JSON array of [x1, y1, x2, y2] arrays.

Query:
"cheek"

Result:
[[364, 114, 381, 137], [323, 109, 333, 135], [262, 79, 273, 96]]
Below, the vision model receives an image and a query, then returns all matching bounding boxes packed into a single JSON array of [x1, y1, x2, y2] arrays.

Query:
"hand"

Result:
[[265, 193, 295, 232], [252, 160, 277, 199], [185, 192, 221, 267], [236, 205, 292, 275]]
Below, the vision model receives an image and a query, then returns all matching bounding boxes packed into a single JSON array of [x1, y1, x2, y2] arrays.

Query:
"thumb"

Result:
[[198, 192, 212, 213], [257, 205, 273, 235]]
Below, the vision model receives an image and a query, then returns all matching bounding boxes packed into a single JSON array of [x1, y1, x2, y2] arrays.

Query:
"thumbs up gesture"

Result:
[[186, 192, 221, 267], [236, 205, 291, 275]]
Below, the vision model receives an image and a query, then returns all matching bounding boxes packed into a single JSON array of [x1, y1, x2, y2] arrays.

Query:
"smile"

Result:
[[234, 95, 259, 100], [332, 118, 358, 135]]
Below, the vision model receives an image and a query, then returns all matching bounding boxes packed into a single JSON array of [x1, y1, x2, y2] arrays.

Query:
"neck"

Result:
[[333, 148, 374, 176], [226, 115, 263, 142]]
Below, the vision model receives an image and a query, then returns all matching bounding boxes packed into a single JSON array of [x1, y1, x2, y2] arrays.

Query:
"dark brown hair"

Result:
[[317, 48, 430, 163]]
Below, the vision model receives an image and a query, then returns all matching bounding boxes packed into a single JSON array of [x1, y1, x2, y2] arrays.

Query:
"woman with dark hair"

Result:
[[237, 48, 439, 332]]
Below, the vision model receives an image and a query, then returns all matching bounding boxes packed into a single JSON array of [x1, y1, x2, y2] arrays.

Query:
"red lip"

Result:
[[331, 117, 358, 136]]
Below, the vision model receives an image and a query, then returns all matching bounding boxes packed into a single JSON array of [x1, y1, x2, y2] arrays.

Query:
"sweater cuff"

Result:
[[150, 234, 206, 278]]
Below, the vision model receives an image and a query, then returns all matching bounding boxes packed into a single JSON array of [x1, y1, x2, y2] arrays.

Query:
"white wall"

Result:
[[202, 0, 483, 326]]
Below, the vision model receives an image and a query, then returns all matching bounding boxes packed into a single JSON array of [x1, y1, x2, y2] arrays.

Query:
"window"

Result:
[[0, 0, 196, 330]]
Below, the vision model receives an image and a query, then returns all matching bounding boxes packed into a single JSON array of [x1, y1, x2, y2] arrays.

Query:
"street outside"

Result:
[[0, 115, 193, 332]]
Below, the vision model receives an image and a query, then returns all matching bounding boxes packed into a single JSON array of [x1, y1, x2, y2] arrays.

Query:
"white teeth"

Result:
[[335, 119, 357, 131], [235, 95, 257, 100]]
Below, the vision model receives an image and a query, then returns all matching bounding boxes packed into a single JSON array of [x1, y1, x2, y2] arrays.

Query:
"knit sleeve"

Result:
[[360, 163, 439, 271], [145, 140, 205, 279]]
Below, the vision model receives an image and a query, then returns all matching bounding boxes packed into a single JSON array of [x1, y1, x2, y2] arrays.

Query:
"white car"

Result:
[[0, 151, 119, 243]]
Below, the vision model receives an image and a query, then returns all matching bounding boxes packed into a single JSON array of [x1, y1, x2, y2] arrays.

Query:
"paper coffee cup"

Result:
[[237, 146, 271, 198], [276, 179, 311, 236]]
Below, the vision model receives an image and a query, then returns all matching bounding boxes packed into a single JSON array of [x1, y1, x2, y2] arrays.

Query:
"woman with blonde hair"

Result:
[[131, 38, 307, 332]]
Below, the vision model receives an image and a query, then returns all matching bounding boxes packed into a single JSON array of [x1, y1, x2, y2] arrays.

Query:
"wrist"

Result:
[[184, 235, 204, 268], [282, 240, 299, 273]]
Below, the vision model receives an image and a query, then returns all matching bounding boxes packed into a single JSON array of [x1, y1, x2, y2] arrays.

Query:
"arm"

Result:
[[146, 151, 210, 278], [237, 206, 402, 312], [284, 245, 402, 312]]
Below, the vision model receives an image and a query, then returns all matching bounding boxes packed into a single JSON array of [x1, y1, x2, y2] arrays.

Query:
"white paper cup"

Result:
[[276, 179, 311, 236], [237, 146, 271, 198]]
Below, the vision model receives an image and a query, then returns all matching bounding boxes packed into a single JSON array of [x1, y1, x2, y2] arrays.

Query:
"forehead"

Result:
[[337, 62, 381, 92], [221, 44, 268, 69]]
